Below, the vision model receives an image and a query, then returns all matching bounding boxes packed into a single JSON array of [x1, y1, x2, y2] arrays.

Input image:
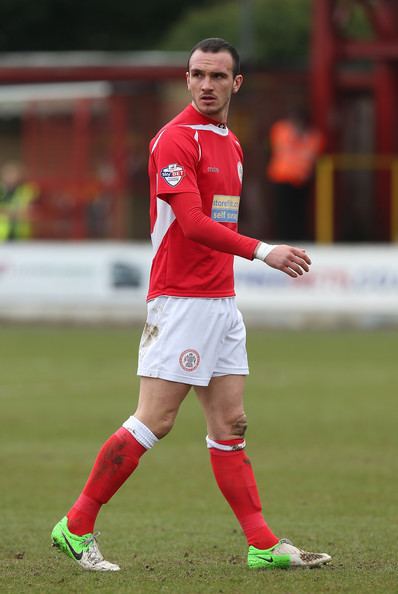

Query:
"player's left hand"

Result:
[[265, 245, 311, 278]]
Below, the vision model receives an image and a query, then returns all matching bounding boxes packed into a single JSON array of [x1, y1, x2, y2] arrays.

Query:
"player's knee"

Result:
[[231, 413, 248, 437], [153, 412, 177, 439]]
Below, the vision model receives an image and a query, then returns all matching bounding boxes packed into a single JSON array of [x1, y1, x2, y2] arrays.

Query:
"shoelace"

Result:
[[278, 539, 310, 556], [281, 539, 324, 560], [279, 538, 294, 546], [82, 531, 101, 547], [82, 532, 106, 563]]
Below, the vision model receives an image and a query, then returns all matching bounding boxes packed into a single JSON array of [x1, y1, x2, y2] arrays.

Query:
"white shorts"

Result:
[[137, 296, 249, 386]]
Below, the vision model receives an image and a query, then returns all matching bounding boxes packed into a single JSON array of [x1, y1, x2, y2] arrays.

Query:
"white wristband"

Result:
[[254, 241, 276, 261]]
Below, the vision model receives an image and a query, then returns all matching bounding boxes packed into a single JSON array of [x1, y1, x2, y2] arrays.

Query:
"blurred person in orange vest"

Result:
[[0, 161, 39, 241], [267, 108, 324, 241]]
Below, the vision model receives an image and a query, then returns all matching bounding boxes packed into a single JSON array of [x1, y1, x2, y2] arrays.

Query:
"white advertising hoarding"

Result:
[[0, 242, 150, 321], [0, 242, 397, 326], [234, 245, 398, 326]]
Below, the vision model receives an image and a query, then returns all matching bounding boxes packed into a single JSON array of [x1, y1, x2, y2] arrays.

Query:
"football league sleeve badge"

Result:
[[160, 163, 185, 187]]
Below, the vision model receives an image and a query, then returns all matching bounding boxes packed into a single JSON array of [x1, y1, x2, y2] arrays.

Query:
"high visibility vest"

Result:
[[267, 120, 324, 186], [0, 182, 38, 241]]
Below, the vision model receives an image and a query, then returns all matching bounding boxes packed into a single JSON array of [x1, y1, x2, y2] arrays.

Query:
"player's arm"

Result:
[[170, 191, 257, 259], [170, 192, 311, 278]]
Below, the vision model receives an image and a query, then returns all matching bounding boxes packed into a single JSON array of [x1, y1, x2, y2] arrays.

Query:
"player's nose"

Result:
[[201, 75, 214, 90]]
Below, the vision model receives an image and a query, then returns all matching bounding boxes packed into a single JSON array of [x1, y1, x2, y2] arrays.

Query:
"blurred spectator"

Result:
[[0, 161, 39, 241], [267, 108, 324, 241], [86, 163, 115, 238]]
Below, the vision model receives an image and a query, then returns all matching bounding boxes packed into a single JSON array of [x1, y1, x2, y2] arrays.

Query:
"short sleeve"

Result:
[[153, 127, 200, 199]]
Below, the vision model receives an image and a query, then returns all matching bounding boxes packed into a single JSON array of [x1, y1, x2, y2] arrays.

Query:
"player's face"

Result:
[[186, 50, 243, 123]]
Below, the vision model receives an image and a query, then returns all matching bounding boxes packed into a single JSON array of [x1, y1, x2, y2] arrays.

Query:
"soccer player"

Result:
[[51, 38, 331, 572]]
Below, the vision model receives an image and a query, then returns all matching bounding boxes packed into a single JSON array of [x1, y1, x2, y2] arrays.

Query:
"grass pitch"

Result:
[[0, 325, 397, 594]]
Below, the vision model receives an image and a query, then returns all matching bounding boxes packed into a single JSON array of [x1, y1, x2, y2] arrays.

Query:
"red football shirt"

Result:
[[147, 104, 257, 300]]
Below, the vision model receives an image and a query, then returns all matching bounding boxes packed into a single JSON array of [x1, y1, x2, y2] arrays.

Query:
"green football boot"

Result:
[[51, 516, 120, 571], [248, 538, 331, 569]]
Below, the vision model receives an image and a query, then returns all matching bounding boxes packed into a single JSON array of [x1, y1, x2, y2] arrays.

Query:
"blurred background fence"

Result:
[[1, 0, 398, 325]]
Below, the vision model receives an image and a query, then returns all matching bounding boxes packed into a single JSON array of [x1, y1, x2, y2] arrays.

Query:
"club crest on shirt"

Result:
[[237, 161, 243, 182], [179, 349, 200, 372], [161, 163, 185, 187]]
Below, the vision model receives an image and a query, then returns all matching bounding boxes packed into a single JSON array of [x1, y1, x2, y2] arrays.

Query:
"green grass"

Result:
[[1, 325, 397, 593]]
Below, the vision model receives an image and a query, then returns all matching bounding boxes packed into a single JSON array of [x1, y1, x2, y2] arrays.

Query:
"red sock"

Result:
[[209, 439, 279, 550], [67, 427, 146, 535]]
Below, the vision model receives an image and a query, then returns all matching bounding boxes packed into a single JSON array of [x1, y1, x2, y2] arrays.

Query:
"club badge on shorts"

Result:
[[179, 349, 200, 372], [161, 163, 185, 187]]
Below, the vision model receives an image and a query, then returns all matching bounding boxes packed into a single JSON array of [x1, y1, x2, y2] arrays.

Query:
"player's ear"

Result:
[[186, 71, 190, 90], [232, 74, 243, 94]]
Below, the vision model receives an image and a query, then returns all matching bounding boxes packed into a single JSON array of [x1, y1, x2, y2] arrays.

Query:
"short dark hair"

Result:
[[187, 38, 241, 78]]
